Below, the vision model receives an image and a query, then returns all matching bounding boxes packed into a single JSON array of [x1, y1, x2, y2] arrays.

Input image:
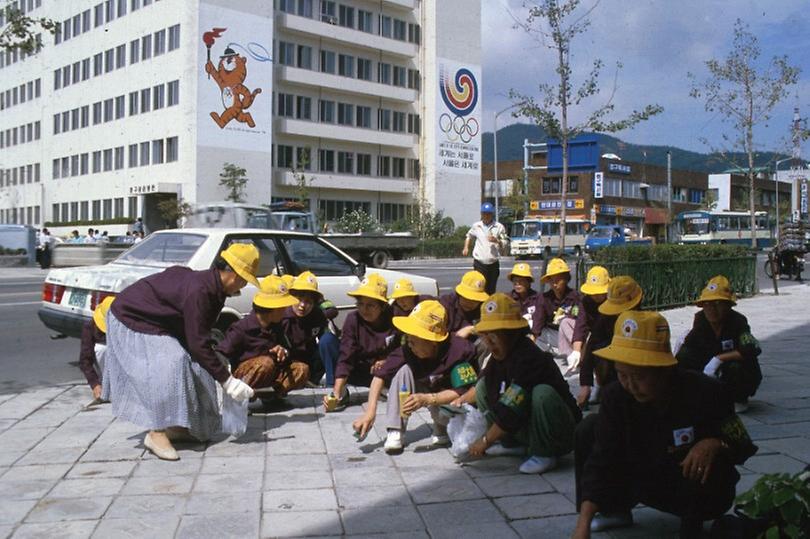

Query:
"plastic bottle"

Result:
[[399, 382, 411, 418]]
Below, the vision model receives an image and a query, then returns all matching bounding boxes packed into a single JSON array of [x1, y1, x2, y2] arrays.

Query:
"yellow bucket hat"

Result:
[[291, 271, 323, 300], [347, 273, 388, 303], [393, 299, 448, 342], [474, 293, 529, 333], [598, 276, 643, 315], [594, 310, 677, 367], [508, 263, 533, 282], [93, 296, 115, 333], [253, 275, 299, 310], [541, 258, 571, 282], [455, 271, 489, 302], [220, 243, 260, 287], [390, 278, 418, 300], [580, 266, 610, 296], [696, 275, 737, 306], [281, 274, 295, 290]]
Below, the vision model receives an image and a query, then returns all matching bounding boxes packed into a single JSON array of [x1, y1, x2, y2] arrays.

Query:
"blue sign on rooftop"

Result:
[[546, 135, 600, 172]]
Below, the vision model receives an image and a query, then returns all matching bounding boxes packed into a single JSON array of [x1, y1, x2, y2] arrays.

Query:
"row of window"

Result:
[[0, 121, 41, 149], [0, 78, 41, 112], [51, 137, 179, 180], [51, 196, 138, 224], [275, 144, 419, 179], [314, 199, 412, 224], [53, 80, 179, 135], [0, 162, 41, 187], [54, 0, 160, 45], [0, 0, 42, 23], [278, 0, 421, 45], [277, 40, 420, 90], [0, 206, 41, 226], [602, 178, 704, 203], [53, 24, 180, 91], [0, 33, 41, 69]]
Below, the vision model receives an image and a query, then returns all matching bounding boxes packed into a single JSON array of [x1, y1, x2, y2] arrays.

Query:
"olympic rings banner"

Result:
[[436, 59, 482, 176]]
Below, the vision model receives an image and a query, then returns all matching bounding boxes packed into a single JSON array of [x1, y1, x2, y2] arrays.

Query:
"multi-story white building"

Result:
[[0, 0, 482, 235]]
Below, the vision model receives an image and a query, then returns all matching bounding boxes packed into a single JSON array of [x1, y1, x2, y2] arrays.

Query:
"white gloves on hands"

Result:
[[564, 350, 581, 376], [703, 356, 723, 378], [222, 376, 254, 402]]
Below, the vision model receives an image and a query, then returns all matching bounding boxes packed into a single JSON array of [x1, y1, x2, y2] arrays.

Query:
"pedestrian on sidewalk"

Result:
[[352, 300, 478, 454], [102, 243, 260, 461], [453, 293, 580, 475], [462, 202, 509, 295], [676, 275, 762, 414], [77, 296, 115, 403], [282, 271, 332, 386], [573, 311, 757, 538], [322, 274, 400, 413], [37, 228, 53, 269], [217, 275, 309, 401]]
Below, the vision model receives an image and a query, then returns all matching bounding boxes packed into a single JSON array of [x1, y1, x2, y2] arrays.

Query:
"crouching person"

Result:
[[573, 311, 757, 539], [78, 296, 115, 403], [103, 243, 260, 461], [454, 294, 581, 474], [352, 300, 478, 454], [283, 271, 329, 385], [217, 275, 308, 397]]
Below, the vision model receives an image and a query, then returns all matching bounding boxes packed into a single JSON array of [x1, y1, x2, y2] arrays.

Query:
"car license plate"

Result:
[[68, 289, 88, 308]]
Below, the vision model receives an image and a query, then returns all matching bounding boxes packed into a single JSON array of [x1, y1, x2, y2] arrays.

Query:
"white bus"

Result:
[[509, 218, 589, 258], [675, 210, 773, 247]]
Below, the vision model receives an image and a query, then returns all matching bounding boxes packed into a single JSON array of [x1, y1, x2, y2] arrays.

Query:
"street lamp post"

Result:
[[493, 103, 522, 222]]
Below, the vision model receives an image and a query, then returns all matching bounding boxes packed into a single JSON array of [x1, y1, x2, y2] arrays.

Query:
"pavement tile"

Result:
[[493, 492, 577, 520], [341, 505, 423, 535], [266, 453, 330, 471], [106, 494, 186, 518], [329, 451, 392, 470], [265, 470, 333, 490], [407, 478, 486, 504], [267, 435, 327, 455], [184, 491, 261, 515], [261, 510, 342, 537], [79, 443, 144, 462], [430, 522, 520, 539], [0, 428, 53, 452], [743, 453, 808, 475], [0, 452, 24, 467], [201, 439, 265, 458], [332, 466, 403, 488], [0, 478, 59, 500], [2, 464, 71, 481], [757, 437, 810, 464], [193, 473, 263, 493], [474, 473, 555, 498], [418, 499, 504, 532], [66, 461, 137, 479], [0, 499, 38, 525], [199, 455, 264, 475], [176, 513, 260, 539], [397, 466, 472, 486], [91, 517, 179, 539], [0, 418, 18, 432], [460, 456, 523, 477], [10, 520, 97, 539], [48, 477, 126, 499], [25, 496, 111, 523], [511, 515, 577, 538], [15, 445, 86, 466], [335, 484, 411, 509], [132, 457, 202, 477], [606, 506, 681, 538], [263, 488, 338, 512], [349, 534, 429, 539], [120, 475, 195, 496]]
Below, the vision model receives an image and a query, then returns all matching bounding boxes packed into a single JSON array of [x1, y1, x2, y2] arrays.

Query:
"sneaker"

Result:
[[430, 434, 450, 447], [518, 455, 557, 474], [485, 442, 526, 457], [384, 429, 403, 454], [734, 400, 749, 414], [590, 511, 633, 532]]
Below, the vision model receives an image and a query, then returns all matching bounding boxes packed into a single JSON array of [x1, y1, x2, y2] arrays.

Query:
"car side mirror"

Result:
[[352, 262, 366, 278]]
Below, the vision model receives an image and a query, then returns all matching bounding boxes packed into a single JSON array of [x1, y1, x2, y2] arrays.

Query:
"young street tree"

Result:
[[509, 0, 662, 252], [0, 6, 56, 54], [689, 19, 800, 248], [219, 163, 248, 203]]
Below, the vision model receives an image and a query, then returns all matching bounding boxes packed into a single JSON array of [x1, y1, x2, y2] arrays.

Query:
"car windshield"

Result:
[[588, 227, 615, 238], [115, 233, 206, 266], [511, 222, 541, 238], [282, 237, 354, 276], [684, 218, 709, 235]]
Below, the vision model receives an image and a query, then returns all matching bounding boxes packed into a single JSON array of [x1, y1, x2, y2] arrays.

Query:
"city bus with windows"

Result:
[[509, 218, 589, 258], [674, 210, 773, 247]]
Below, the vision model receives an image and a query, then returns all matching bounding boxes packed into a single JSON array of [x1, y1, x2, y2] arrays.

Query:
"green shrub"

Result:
[[44, 217, 132, 227], [412, 238, 465, 259], [592, 243, 752, 264], [735, 469, 810, 539]]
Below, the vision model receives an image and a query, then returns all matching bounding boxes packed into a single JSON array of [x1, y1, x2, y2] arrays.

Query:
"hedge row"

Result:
[[412, 238, 465, 259], [44, 217, 132, 228], [591, 243, 752, 264], [0, 248, 27, 255]]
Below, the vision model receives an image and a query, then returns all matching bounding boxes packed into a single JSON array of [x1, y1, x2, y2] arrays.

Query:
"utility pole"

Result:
[[666, 150, 672, 243]]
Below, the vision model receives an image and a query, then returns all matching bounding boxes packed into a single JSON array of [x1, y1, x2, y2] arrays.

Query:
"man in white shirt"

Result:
[[462, 202, 509, 294], [83, 228, 97, 244]]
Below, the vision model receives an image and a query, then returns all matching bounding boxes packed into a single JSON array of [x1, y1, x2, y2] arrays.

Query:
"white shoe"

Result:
[[485, 442, 526, 457], [734, 400, 749, 413], [144, 431, 179, 461], [518, 455, 557, 474], [430, 434, 450, 447], [590, 511, 633, 532], [384, 429, 403, 454]]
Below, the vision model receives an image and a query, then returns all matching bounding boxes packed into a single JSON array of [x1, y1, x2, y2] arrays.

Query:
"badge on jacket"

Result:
[[673, 426, 695, 447], [721, 339, 734, 351]]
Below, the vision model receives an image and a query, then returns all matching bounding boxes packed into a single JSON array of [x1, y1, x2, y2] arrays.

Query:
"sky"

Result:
[[482, 0, 810, 157]]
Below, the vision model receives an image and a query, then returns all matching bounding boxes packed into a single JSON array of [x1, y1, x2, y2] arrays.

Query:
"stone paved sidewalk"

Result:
[[1, 286, 809, 538]]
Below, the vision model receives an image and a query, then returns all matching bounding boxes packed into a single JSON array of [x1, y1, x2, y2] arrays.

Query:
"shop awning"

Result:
[[643, 208, 669, 224]]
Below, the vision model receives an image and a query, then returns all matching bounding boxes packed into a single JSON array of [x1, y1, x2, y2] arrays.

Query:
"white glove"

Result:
[[222, 376, 254, 402], [565, 350, 581, 375], [703, 356, 723, 378]]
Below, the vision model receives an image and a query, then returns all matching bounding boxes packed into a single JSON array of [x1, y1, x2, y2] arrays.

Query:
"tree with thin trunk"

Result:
[[689, 19, 799, 248], [509, 0, 662, 253], [219, 163, 248, 203], [0, 5, 56, 54]]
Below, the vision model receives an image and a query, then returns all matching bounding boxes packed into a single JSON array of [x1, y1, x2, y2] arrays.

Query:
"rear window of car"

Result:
[[115, 233, 206, 266]]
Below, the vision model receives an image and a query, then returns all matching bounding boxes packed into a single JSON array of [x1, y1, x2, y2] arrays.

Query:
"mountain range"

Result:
[[481, 123, 793, 174]]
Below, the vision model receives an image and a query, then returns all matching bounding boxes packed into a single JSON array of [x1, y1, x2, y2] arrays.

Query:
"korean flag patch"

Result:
[[673, 426, 695, 447]]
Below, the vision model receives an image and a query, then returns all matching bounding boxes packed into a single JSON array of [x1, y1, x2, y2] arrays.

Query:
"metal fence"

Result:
[[575, 255, 758, 310]]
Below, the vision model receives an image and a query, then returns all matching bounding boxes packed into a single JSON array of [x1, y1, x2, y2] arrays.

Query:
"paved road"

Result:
[[0, 253, 803, 393]]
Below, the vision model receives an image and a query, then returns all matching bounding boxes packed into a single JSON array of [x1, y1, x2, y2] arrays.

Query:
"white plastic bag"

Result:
[[447, 403, 488, 460], [220, 391, 248, 438]]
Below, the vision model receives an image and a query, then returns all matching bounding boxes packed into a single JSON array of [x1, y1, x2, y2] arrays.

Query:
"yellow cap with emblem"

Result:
[[593, 310, 677, 367], [390, 278, 419, 300], [455, 270, 489, 302], [541, 258, 571, 282], [93, 296, 115, 333], [253, 275, 299, 310], [474, 293, 529, 333], [580, 266, 610, 295], [508, 263, 534, 282], [291, 271, 323, 300], [696, 275, 737, 306], [220, 243, 260, 287], [598, 275, 643, 315], [347, 273, 389, 303], [393, 299, 448, 342]]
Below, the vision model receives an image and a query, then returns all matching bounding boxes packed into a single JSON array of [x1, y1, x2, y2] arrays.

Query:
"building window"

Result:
[[319, 100, 335, 123], [356, 106, 371, 128], [105, 0, 115, 22], [52, 159, 60, 179], [392, 157, 406, 178], [378, 156, 391, 176], [408, 23, 421, 45], [103, 148, 113, 171], [152, 139, 164, 164], [92, 151, 102, 173], [92, 101, 102, 124], [92, 200, 101, 220], [320, 0, 336, 23], [103, 198, 112, 219], [113, 146, 124, 170], [52, 204, 59, 222], [54, 68, 61, 90], [393, 66, 407, 87], [378, 63, 391, 85], [320, 50, 335, 74], [379, 15, 392, 38], [115, 44, 126, 68], [297, 0, 313, 17], [168, 24, 180, 51], [94, 52, 103, 76], [103, 98, 113, 122], [277, 93, 294, 117], [82, 58, 90, 80], [338, 5, 354, 28], [318, 149, 335, 172], [378, 109, 391, 131], [393, 19, 407, 41], [104, 48, 114, 72], [407, 113, 420, 135], [297, 45, 312, 69], [130, 38, 140, 63], [357, 153, 371, 176], [80, 201, 89, 221], [623, 180, 641, 199], [129, 91, 138, 115], [357, 58, 372, 81], [139, 142, 149, 165], [114, 197, 124, 218], [358, 9, 373, 33], [295, 96, 311, 120], [140, 87, 151, 112], [278, 0, 295, 14], [166, 136, 178, 162], [141, 34, 152, 60], [115, 95, 125, 119], [392, 111, 406, 132], [128, 196, 137, 218], [278, 41, 295, 66], [153, 84, 165, 109], [296, 147, 311, 170], [337, 103, 354, 126], [277, 144, 294, 168], [167, 80, 179, 106], [337, 151, 354, 174], [338, 54, 354, 77], [131, 0, 141, 11], [154, 29, 166, 56], [128, 143, 138, 167], [604, 178, 622, 197], [94, 3, 104, 27]]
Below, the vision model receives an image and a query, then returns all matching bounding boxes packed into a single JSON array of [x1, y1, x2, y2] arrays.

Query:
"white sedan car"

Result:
[[38, 228, 438, 338]]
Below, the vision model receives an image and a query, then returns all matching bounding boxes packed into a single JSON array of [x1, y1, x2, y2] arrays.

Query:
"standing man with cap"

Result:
[[103, 243, 260, 461], [574, 311, 757, 538], [462, 202, 509, 295]]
